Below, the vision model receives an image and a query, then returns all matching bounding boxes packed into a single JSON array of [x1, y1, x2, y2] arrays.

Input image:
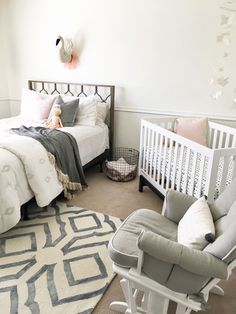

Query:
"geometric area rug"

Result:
[[0, 202, 121, 314]]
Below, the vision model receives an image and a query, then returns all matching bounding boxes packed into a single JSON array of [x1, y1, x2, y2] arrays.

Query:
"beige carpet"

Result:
[[69, 167, 236, 314]]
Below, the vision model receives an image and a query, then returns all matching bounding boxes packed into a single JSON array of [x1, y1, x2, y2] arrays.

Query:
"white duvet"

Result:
[[0, 116, 109, 233], [0, 133, 63, 233]]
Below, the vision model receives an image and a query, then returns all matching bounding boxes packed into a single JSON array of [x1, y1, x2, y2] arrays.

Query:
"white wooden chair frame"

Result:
[[110, 250, 236, 314]]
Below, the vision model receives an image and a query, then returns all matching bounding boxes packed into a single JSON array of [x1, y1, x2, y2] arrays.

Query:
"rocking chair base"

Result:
[[111, 263, 220, 314]]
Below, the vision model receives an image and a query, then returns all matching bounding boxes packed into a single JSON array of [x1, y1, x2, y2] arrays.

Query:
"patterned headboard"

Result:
[[28, 80, 115, 151]]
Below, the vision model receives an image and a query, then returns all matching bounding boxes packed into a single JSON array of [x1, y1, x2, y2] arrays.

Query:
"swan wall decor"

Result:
[[56, 35, 78, 69]]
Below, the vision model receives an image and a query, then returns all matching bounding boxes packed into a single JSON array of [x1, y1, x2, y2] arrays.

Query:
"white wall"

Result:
[[2, 0, 236, 147], [0, 0, 10, 118]]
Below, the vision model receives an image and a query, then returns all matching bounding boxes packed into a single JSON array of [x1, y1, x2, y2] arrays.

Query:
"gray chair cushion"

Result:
[[138, 231, 227, 279], [204, 220, 236, 263], [204, 180, 236, 263], [227, 199, 236, 222], [108, 208, 177, 268], [163, 189, 197, 224], [165, 266, 210, 294], [210, 176, 236, 221], [214, 215, 228, 237]]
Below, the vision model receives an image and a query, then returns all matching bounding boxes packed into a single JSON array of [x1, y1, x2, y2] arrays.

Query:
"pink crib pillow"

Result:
[[174, 117, 208, 146]]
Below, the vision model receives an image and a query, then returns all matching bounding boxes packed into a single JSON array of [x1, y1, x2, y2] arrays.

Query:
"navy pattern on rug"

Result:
[[0, 202, 121, 314]]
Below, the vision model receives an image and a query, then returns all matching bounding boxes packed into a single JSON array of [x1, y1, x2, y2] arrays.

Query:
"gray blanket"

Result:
[[12, 126, 87, 199]]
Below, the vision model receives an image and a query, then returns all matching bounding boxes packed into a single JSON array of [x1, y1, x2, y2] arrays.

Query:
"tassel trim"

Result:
[[48, 152, 84, 199]]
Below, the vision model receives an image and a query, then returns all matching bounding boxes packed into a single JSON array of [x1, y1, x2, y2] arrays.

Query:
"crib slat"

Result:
[[153, 134, 159, 182], [196, 155, 206, 198], [156, 134, 163, 184], [142, 125, 147, 171], [225, 133, 231, 148], [232, 156, 236, 180], [182, 147, 191, 194], [176, 144, 185, 192], [161, 136, 168, 188], [145, 127, 151, 173], [232, 136, 236, 147], [149, 128, 155, 177], [171, 143, 179, 190], [218, 131, 224, 148], [212, 129, 218, 149], [189, 150, 198, 196], [166, 139, 174, 189], [208, 127, 213, 148], [219, 156, 231, 194], [139, 124, 144, 174]]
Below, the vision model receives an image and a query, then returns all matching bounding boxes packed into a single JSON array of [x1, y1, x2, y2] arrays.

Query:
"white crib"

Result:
[[139, 118, 236, 203]]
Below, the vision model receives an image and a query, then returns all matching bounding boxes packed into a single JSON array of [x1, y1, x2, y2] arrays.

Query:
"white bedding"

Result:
[[0, 116, 109, 166], [0, 116, 109, 233], [62, 124, 109, 166]]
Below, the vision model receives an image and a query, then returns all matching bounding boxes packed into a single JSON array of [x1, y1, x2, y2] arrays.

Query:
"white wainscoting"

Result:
[[0, 99, 11, 118], [114, 107, 236, 149]]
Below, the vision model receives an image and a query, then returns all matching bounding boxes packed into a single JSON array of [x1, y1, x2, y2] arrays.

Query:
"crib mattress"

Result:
[[143, 146, 234, 199]]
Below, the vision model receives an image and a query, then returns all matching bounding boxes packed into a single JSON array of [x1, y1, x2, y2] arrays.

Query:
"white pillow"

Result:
[[96, 102, 109, 126], [177, 196, 215, 250], [76, 94, 97, 126], [20, 88, 56, 121]]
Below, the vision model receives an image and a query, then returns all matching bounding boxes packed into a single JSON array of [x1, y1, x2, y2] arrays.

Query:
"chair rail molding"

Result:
[[115, 106, 236, 122]]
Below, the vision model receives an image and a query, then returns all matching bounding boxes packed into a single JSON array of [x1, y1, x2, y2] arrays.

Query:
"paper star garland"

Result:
[[210, 0, 236, 103]]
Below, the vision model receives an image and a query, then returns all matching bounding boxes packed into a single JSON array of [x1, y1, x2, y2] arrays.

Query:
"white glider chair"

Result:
[[108, 178, 236, 314]]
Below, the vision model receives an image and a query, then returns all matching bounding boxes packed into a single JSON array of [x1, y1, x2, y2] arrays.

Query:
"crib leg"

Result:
[[139, 176, 145, 192]]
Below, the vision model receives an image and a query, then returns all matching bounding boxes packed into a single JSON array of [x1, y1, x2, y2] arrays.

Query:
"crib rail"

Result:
[[206, 148, 236, 202], [139, 119, 236, 202], [208, 121, 236, 149]]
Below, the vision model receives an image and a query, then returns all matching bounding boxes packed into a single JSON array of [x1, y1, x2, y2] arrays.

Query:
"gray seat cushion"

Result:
[[108, 208, 177, 268]]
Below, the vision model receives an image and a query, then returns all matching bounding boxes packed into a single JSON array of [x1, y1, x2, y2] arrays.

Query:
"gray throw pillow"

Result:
[[56, 95, 79, 126]]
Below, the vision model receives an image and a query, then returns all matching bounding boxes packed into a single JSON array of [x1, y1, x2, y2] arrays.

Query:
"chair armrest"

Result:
[[138, 231, 227, 279], [162, 189, 197, 223]]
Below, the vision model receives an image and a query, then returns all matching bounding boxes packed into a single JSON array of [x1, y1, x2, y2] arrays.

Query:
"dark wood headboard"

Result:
[[28, 80, 115, 151]]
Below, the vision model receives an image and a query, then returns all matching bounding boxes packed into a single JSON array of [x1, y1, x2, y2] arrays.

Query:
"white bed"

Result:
[[0, 80, 115, 234]]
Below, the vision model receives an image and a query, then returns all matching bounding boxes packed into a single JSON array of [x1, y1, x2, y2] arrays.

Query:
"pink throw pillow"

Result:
[[174, 117, 208, 146], [20, 88, 56, 121]]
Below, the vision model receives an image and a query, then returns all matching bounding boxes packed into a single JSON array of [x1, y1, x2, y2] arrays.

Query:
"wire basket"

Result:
[[104, 147, 139, 182]]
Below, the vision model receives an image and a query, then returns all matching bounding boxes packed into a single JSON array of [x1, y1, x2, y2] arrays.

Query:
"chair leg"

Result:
[[109, 301, 128, 313], [210, 284, 224, 296], [141, 292, 148, 311], [147, 292, 169, 314], [110, 278, 171, 314], [110, 278, 136, 313], [176, 304, 192, 314]]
